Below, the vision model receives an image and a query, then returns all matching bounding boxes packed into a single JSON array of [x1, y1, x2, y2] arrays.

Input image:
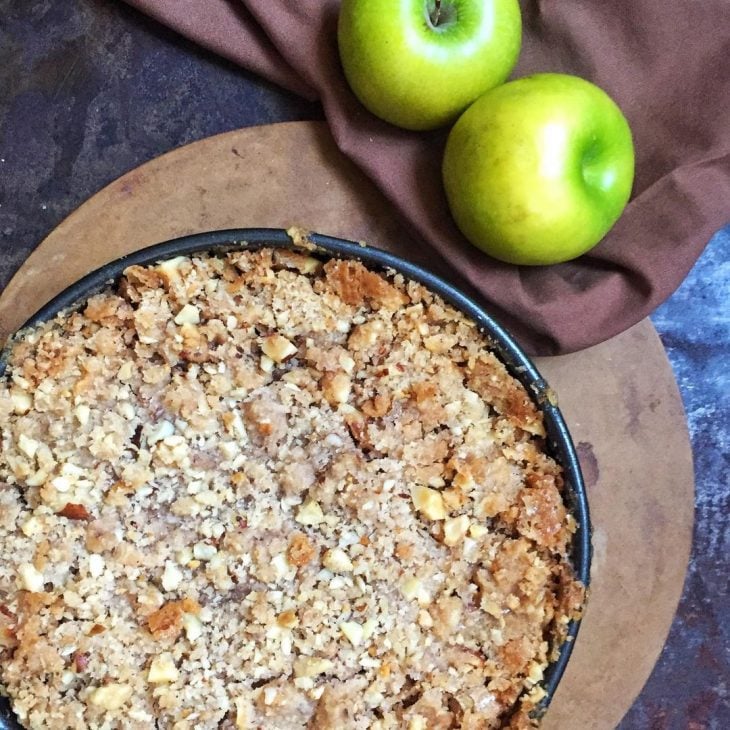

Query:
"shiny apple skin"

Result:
[[443, 73, 635, 265], [338, 0, 522, 131]]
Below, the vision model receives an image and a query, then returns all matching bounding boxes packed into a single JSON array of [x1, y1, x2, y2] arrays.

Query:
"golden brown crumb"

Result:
[[287, 532, 317, 567], [322, 259, 407, 309], [147, 598, 200, 640]]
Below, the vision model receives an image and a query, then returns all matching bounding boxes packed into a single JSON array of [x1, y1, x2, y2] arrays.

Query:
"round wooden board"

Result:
[[0, 122, 693, 729]]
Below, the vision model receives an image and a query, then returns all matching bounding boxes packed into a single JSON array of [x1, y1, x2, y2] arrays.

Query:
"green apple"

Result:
[[442, 73, 635, 265], [337, 0, 522, 131]]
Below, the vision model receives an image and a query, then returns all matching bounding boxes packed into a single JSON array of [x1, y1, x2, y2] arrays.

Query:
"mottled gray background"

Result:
[[0, 1, 728, 727]]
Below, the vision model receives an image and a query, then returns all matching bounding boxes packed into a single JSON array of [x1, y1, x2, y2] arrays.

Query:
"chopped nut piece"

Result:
[[162, 560, 183, 591], [51, 476, 71, 493], [322, 547, 354, 573], [18, 563, 44, 593], [193, 542, 217, 561], [417, 609, 434, 629], [300, 256, 322, 274], [295, 500, 325, 526], [261, 334, 297, 363], [182, 612, 203, 642], [411, 485, 447, 520], [17, 434, 39, 459], [270, 553, 292, 580], [88, 684, 132, 711], [10, 390, 32, 414], [25, 469, 49, 487], [117, 361, 134, 381], [147, 419, 175, 445], [321, 372, 351, 405], [443, 515, 471, 547], [261, 686, 278, 706], [274, 249, 322, 274], [174, 303, 201, 326], [400, 576, 421, 601], [527, 660, 544, 684], [194, 490, 220, 507], [340, 621, 364, 647], [157, 256, 185, 283], [400, 576, 431, 606], [423, 334, 458, 354], [148, 652, 179, 683], [294, 656, 333, 677], [338, 353, 356, 373]]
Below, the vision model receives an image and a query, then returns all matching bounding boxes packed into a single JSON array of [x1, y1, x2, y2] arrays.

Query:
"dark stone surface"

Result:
[[0, 1, 728, 727], [618, 226, 730, 730], [0, 0, 322, 287]]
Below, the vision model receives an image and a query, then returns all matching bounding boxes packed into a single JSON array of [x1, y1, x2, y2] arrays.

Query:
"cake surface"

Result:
[[0, 248, 583, 729]]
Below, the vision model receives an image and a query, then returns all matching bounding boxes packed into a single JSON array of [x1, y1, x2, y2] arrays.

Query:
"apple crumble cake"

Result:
[[0, 248, 584, 729]]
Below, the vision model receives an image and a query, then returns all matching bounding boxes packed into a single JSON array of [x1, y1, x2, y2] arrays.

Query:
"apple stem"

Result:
[[430, 0, 442, 26]]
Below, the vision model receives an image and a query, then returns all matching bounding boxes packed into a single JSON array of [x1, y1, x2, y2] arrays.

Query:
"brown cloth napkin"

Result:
[[124, 0, 730, 355]]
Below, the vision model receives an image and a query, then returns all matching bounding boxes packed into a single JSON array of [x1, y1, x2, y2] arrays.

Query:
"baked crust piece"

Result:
[[0, 249, 584, 729]]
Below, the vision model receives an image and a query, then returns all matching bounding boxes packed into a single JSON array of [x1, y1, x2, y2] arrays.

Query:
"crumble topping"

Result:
[[0, 248, 584, 729]]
